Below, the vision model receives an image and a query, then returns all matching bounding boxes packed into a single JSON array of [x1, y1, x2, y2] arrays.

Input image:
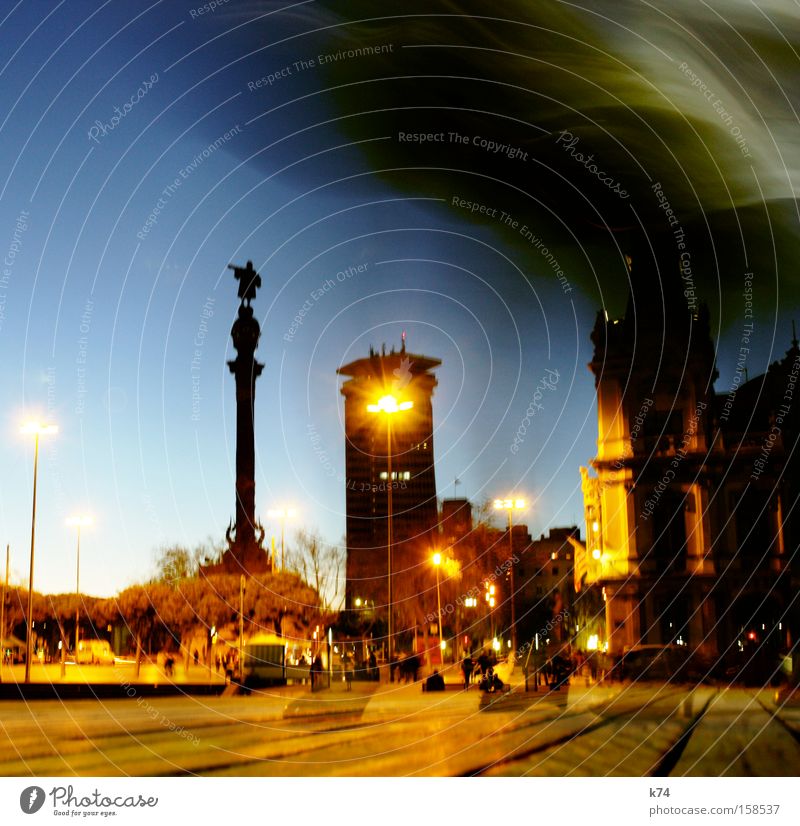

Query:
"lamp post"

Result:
[[0, 544, 8, 682], [432, 552, 444, 665], [484, 582, 497, 641], [367, 394, 412, 679], [494, 497, 525, 653], [66, 516, 92, 659], [21, 422, 58, 684], [267, 507, 297, 571], [239, 574, 245, 684]]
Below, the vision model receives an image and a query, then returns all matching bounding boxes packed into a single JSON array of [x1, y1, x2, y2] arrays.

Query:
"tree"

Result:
[[287, 529, 345, 612], [152, 535, 226, 584], [153, 545, 197, 584], [114, 583, 175, 675]]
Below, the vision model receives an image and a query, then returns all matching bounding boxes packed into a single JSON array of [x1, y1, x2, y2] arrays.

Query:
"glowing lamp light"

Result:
[[587, 634, 599, 651], [367, 395, 413, 414], [592, 548, 602, 560], [267, 507, 297, 519], [440, 640, 446, 651], [355, 598, 362, 607], [492, 638, 500, 651], [493, 498, 526, 510], [432, 552, 442, 566], [21, 422, 58, 436]]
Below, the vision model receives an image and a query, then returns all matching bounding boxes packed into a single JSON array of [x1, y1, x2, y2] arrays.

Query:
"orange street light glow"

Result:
[[366, 395, 413, 414], [494, 498, 525, 510]]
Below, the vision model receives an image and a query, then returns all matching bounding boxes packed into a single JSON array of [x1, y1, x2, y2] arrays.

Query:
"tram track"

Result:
[[464, 688, 707, 776], [1, 684, 714, 777], [649, 687, 717, 776], [754, 691, 800, 746], [199, 684, 696, 777]]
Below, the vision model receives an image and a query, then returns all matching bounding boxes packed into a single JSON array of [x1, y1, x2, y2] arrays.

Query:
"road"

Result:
[[1, 679, 798, 776]]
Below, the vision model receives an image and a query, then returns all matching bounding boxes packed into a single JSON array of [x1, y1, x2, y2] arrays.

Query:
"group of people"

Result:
[[303, 649, 379, 690], [460, 651, 504, 692], [524, 650, 576, 691], [392, 652, 421, 683]]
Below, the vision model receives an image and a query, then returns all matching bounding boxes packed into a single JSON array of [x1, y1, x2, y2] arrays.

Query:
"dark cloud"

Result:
[[213, 0, 799, 329]]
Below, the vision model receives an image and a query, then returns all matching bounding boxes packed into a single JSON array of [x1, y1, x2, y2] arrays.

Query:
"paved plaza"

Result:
[[1, 667, 798, 776]]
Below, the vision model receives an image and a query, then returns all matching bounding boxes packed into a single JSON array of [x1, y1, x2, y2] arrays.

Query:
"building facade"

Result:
[[579, 250, 797, 672]]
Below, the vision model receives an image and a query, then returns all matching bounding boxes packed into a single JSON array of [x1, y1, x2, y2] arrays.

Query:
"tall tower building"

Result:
[[338, 342, 440, 615]]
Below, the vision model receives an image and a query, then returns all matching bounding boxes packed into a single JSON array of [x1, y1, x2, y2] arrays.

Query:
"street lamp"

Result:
[[239, 574, 245, 684], [432, 552, 444, 664], [367, 394, 413, 678], [66, 516, 92, 660], [267, 507, 297, 571], [21, 421, 58, 684], [485, 582, 497, 639], [494, 498, 525, 653], [0, 544, 8, 683]]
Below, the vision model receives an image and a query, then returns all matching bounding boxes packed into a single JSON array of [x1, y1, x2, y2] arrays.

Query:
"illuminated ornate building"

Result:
[[338, 342, 440, 615], [579, 250, 797, 668]]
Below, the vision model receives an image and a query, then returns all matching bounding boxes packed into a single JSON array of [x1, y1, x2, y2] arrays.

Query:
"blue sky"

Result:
[[1, 1, 797, 596]]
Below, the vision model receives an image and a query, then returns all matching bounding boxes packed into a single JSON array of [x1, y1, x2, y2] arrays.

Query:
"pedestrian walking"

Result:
[[461, 654, 474, 689], [311, 654, 323, 691], [342, 650, 353, 691]]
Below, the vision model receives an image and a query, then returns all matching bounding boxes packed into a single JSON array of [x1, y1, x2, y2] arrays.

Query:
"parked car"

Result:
[[75, 638, 115, 665], [620, 644, 704, 682]]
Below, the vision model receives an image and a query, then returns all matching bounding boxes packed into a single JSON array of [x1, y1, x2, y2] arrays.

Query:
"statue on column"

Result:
[[230, 260, 262, 306], [209, 261, 271, 575]]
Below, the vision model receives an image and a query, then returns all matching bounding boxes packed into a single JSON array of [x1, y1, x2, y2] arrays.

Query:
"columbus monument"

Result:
[[209, 260, 271, 574]]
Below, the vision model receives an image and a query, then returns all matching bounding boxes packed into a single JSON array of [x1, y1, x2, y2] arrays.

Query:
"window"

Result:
[[659, 596, 689, 646], [643, 409, 685, 452], [650, 488, 687, 573], [733, 487, 772, 566], [379, 470, 412, 481]]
